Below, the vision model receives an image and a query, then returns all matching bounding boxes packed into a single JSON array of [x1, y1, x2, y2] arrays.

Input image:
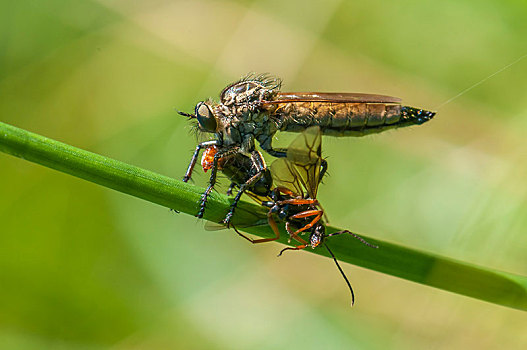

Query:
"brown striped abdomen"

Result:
[[267, 101, 404, 136]]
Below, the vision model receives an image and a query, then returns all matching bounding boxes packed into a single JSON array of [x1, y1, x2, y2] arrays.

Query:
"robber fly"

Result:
[[179, 73, 435, 219], [204, 127, 377, 305]]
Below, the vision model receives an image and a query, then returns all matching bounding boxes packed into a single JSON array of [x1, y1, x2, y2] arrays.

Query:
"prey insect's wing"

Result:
[[204, 203, 269, 231], [270, 158, 305, 197], [263, 92, 402, 104], [244, 191, 272, 206], [285, 126, 323, 198]]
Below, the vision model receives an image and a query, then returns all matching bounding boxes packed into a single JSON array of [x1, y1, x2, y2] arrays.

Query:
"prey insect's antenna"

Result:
[[327, 230, 379, 249], [434, 52, 527, 110], [324, 243, 355, 306]]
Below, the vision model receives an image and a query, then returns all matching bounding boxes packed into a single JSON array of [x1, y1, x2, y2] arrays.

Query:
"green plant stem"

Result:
[[1, 121, 526, 310]]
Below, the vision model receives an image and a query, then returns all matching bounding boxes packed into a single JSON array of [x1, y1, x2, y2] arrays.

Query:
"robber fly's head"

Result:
[[177, 101, 218, 133]]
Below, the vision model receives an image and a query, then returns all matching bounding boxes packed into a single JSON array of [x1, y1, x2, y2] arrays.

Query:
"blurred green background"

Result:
[[1, 0, 526, 349]]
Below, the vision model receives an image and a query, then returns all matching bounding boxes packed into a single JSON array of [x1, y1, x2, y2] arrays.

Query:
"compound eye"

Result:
[[195, 102, 218, 132]]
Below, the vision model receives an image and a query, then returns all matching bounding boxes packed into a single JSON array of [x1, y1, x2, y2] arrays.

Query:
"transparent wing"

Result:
[[264, 92, 401, 104], [270, 158, 305, 197], [204, 204, 268, 231], [285, 126, 323, 198]]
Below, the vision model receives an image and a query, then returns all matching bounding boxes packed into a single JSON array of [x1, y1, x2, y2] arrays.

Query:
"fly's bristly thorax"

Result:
[[220, 73, 282, 107]]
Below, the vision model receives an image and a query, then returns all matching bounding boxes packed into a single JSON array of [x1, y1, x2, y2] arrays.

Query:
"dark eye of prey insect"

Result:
[[195, 102, 217, 132]]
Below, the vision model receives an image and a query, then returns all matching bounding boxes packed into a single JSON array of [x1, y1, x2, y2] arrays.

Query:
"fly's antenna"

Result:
[[434, 52, 527, 110], [324, 243, 355, 306], [176, 109, 196, 119]]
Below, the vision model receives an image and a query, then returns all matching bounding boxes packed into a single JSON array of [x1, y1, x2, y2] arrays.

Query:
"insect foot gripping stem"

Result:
[[401, 106, 436, 125]]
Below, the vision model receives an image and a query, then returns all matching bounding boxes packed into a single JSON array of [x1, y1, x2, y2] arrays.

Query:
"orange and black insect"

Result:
[[204, 127, 377, 305], [179, 73, 435, 220]]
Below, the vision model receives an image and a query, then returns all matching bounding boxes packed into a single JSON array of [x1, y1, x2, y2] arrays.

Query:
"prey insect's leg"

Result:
[[277, 222, 312, 256], [226, 182, 236, 196], [285, 221, 307, 245], [277, 244, 307, 257], [275, 187, 295, 197], [278, 198, 319, 206], [223, 150, 267, 226], [327, 230, 379, 249], [288, 209, 323, 235], [183, 140, 218, 182], [197, 146, 239, 218], [231, 210, 281, 244]]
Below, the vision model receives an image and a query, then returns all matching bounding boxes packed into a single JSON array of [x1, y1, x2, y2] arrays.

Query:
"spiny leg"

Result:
[[226, 182, 236, 196], [223, 172, 263, 225], [258, 132, 287, 158], [197, 146, 239, 218], [223, 150, 267, 226], [265, 148, 287, 158], [183, 140, 218, 182]]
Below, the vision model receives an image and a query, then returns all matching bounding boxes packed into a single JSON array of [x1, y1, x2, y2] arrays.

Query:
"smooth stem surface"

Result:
[[1, 121, 526, 311]]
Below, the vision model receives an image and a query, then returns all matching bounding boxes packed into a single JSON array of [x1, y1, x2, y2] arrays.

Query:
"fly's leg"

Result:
[[258, 132, 287, 158], [327, 230, 379, 249], [231, 210, 280, 244], [223, 170, 263, 225], [197, 146, 239, 218], [265, 148, 288, 158], [223, 150, 267, 226], [226, 182, 236, 196], [183, 140, 218, 182]]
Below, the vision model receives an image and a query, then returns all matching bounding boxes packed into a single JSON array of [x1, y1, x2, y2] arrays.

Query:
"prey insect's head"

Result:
[[309, 224, 325, 248]]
